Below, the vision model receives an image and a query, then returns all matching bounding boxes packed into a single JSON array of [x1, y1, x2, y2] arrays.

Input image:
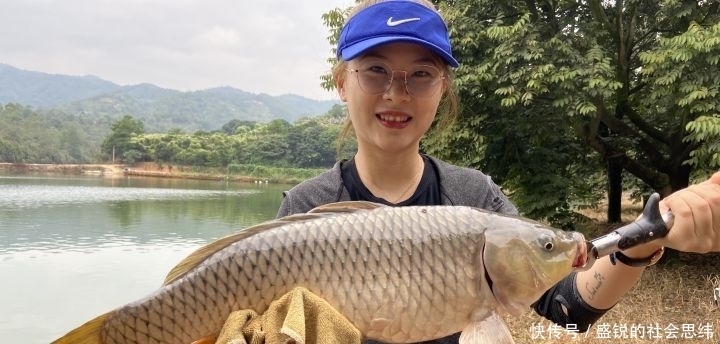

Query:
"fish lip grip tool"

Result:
[[577, 193, 674, 271]]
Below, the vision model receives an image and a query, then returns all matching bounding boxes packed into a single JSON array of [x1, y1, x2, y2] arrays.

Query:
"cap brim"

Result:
[[340, 36, 459, 68]]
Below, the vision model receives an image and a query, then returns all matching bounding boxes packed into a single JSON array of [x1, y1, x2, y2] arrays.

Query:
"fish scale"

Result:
[[53, 203, 583, 344]]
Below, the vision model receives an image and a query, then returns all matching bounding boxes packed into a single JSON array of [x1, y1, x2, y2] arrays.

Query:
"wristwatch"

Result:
[[610, 247, 665, 267]]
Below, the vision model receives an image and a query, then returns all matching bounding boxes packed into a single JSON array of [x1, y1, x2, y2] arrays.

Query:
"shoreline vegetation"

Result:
[[0, 162, 325, 185]]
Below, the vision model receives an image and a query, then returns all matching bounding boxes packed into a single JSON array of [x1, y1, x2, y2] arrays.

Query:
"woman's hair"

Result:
[[333, 0, 460, 156]]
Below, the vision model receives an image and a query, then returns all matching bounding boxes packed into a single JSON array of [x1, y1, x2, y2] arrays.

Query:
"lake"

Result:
[[0, 173, 291, 343]]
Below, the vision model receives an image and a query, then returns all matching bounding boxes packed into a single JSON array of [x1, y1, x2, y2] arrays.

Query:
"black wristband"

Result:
[[610, 247, 664, 267]]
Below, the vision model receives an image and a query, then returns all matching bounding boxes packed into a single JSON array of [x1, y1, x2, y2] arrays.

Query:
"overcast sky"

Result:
[[0, 0, 353, 100]]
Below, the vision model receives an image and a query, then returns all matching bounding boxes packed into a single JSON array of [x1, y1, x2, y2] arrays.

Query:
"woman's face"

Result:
[[337, 42, 446, 155]]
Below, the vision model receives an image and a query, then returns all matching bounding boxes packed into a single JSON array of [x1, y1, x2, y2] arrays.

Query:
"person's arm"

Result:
[[574, 243, 659, 310], [576, 171, 720, 310]]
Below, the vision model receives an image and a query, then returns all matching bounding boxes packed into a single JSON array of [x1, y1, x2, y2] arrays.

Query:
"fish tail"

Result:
[[51, 312, 110, 344]]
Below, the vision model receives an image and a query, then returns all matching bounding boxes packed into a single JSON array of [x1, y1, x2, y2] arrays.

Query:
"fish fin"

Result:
[[51, 312, 110, 344], [459, 311, 514, 344], [163, 212, 332, 285], [307, 201, 386, 214], [163, 202, 383, 285]]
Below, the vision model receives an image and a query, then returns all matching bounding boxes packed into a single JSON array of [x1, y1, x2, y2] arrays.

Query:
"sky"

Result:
[[0, 0, 353, 100]]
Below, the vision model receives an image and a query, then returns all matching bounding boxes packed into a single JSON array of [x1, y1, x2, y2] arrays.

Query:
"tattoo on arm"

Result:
[[585, 271, 605, 301]]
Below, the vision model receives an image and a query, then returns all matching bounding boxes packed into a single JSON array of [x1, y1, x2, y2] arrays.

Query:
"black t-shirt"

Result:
[[340, 155, 442, 206]]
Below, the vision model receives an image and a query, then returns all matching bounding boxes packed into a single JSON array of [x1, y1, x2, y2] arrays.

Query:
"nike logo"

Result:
[[386, 17, 421, 26]]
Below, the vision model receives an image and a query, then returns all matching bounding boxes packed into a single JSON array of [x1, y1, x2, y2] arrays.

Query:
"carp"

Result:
[[52, 201, 586, 344]]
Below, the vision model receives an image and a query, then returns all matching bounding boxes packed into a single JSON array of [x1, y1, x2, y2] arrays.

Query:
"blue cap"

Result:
[[337, 0, 459, 67]]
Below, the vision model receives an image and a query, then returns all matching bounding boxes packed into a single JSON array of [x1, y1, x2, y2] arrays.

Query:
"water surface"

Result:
[[0, 173, 288, 343]]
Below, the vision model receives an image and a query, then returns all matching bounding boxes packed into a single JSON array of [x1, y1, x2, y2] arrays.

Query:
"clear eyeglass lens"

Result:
[[349, 64, 443, 97]]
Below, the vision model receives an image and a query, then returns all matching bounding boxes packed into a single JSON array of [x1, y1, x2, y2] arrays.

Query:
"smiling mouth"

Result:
[[377, 114, 411, 123], [375, 114, 412, 126]]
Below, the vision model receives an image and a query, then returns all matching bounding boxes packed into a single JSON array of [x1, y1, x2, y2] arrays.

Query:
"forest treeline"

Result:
[[100, 104, 356, 169], [0, 103, 113, 164], [0, 103, 354, 169]]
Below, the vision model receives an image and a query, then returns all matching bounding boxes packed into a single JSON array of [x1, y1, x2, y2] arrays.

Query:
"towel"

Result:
[[192, 287, 362, 344]]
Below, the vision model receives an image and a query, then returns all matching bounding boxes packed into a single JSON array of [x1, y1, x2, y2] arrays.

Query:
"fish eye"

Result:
[[538, 235, 555, 252]]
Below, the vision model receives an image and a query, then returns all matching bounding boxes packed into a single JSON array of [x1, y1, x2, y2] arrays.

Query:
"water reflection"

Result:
[[0, 175, 286, 253], [0, 173, 291, 343]]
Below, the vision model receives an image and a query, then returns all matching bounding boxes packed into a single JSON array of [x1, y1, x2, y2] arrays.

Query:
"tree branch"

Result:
[[595, 104, 669, 169], [701, 2, 719, 25], [524, 0, 539, 22], [621, 106, 670, 145], [589, 0, 615, 37], [585, 134, 672, 196]]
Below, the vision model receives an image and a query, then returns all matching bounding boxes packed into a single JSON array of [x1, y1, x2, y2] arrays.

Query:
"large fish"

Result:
[[52, 201, 587, 344]]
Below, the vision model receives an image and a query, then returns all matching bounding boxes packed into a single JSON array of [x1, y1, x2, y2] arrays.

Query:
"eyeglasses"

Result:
[[346, 63, 445, 97]]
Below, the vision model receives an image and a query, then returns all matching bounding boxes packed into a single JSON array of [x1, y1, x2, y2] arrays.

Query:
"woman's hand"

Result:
[[658, 171, 720, 253]]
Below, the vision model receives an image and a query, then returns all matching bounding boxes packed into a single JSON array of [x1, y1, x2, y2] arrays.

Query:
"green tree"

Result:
[[123, 149, 144, 164], [639, 20, 720, 178], [320, 7, 349, 91], [58, 127, 85, 163], [0, 137, 25, 162], [0, 104, 30, 162], [102, 115, 145, 163], [287, 119, 338, 167], [220, 120, 257, 135], [435, 0, 719, 223], [0, 103, 105, 163]]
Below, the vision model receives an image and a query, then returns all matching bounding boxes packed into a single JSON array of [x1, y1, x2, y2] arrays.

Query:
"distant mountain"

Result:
[[0, 64, 120, 107], [0, 64, 339, 132]]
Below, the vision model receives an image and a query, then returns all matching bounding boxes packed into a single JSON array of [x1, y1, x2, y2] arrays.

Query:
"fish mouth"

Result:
[[572, 240, 588, 269]]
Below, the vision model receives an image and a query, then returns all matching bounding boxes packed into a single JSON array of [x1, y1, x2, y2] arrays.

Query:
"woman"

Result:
[[278, 0, 720, 343]]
